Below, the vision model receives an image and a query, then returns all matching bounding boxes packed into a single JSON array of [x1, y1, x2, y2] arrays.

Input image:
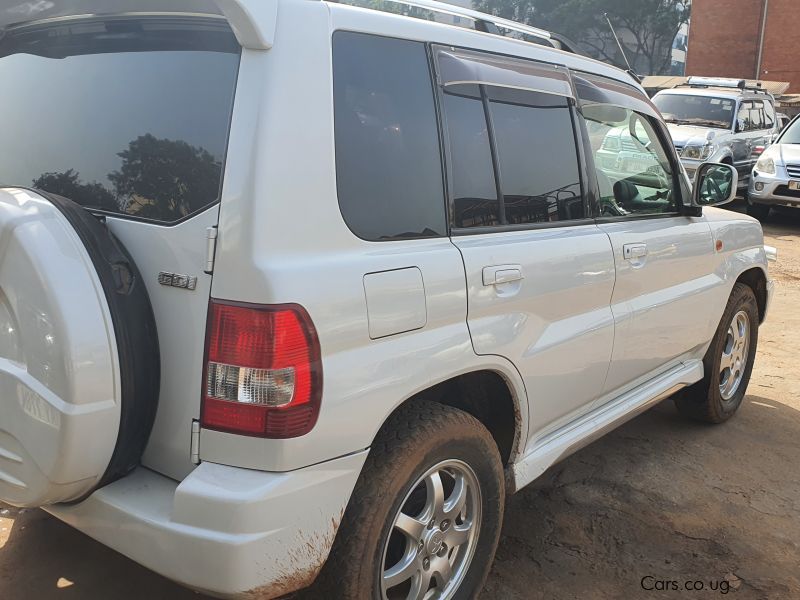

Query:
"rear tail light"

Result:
[[200, 300, 322, 438]]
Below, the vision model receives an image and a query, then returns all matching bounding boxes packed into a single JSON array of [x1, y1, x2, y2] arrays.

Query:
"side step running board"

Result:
[[510, 359, 704, 492]]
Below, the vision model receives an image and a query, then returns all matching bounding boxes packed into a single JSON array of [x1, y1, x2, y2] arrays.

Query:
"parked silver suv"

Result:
[[653, 77, 779, 189]]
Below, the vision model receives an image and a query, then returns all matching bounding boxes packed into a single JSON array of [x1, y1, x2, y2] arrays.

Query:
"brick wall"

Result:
[[759, 0, 800, 93], [686, 0, 800, 93], [685, 0, 763, 81]]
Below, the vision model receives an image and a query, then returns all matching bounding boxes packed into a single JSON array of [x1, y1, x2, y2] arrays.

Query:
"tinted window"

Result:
[[487, 88, 584, 223], [443, 87, 500, 227], [0, 18, 240, 223], [653, 94, 735, 129], [333, 32, 446, 240], [583, 105, 678, 217]]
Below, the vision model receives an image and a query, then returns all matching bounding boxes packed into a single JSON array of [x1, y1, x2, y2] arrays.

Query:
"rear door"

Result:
[[734, 99, 771, 182], [0, 16, 241, 481], [435, 48, 616, 442], [577, 76, 718, 398]]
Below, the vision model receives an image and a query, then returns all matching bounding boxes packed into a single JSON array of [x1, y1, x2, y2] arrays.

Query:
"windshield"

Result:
[[0, 17, 240, 224], [778, 117, 800, 144], [653, 94, 735, 129]]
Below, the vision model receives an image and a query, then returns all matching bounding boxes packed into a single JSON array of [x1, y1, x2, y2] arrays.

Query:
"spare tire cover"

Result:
[[0, 188, 159, 507]]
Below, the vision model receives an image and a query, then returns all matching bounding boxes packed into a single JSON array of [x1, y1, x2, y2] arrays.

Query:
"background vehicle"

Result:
[[0, 1, 773, 598], [777, 112, 792, 133], [748, 113, 800, 219], [653, 77, 779, 189]]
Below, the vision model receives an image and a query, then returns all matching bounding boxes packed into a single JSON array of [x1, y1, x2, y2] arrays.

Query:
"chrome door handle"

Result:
[[482, 264, 523, 286], [623, 243, 648, 260]]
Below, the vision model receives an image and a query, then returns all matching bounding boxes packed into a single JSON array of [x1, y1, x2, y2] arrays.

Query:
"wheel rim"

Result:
[[719, 310, 750, 401], [380, 459, 482, 600]]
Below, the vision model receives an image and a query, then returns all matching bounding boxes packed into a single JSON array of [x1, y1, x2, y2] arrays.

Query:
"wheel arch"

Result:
[[736, 266, 768, 323], [371, 366, 527, 470]]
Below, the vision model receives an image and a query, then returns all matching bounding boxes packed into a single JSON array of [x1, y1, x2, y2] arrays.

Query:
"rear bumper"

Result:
[[45, 450, 368, 599]]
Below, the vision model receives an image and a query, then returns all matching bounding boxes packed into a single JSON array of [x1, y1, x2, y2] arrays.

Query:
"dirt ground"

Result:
[[2, 205, 800, 600]]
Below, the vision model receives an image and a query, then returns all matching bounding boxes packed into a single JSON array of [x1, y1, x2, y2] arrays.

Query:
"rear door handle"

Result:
[[482, 264, 523, 286], [623, 243, 648, 260]]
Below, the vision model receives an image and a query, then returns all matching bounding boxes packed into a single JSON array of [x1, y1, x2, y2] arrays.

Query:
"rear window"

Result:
[[0, 17, 240, 224]]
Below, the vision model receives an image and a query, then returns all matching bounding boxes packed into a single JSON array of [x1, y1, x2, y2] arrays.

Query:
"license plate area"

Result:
[[789, 181, 800, 190]]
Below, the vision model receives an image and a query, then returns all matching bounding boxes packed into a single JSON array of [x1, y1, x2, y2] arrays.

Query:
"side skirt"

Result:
[[509, 359, 704, 493]]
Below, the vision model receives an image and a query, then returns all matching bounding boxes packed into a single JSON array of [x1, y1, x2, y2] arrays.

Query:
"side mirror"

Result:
[[694, 162, 738, 208]]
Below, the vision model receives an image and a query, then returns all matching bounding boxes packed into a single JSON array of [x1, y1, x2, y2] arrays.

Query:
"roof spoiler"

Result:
[[0, 0, 277, 49]]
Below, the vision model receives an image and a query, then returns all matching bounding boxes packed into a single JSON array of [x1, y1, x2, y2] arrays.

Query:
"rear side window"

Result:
[[0, 17, 240, 224], [487, 87, 584, 224], [333, 32, 446, 240], [442, 83, 584, 228], [443, 87, 501, 227]]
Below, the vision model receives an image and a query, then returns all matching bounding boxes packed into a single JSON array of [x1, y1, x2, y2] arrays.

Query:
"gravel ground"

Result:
[[2, 207, 799, 599]]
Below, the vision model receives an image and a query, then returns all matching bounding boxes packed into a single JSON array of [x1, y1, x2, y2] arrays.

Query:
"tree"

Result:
[[109, 134, 222, 221], [473, 0, 690, 76], [32, 169, 118, 212]]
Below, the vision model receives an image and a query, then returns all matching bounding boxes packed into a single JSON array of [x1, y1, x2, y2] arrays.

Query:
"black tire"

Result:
[[674, 283, 759, 423], [746, 200, 771, 221], [36, 190, 160, 497], [315, 401, 504, 599]]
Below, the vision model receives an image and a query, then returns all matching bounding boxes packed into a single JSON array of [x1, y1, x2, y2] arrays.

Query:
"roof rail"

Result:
[[332, 0, 578, 53]]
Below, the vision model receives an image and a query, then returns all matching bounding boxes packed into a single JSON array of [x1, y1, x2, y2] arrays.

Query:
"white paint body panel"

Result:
[[106, 208, 218, 481], [451, 225, 616, 443], [597, 216, 717, 394], [0, 189, 120, 506]]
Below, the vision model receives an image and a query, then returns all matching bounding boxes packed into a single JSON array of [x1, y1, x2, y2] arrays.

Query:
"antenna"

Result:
[[604, 12, 633, 72]]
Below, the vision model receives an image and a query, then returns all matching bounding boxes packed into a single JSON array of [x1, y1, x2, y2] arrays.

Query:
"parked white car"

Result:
[[0, 1, 774, 598], [748, 113, 800, 219]]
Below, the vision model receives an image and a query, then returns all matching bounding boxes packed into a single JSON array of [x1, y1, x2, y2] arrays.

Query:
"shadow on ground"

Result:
[[486, 396, 800, 599]]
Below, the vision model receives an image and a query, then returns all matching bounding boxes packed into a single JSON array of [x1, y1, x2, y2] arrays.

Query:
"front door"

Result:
[[582, 101, 717, 398]]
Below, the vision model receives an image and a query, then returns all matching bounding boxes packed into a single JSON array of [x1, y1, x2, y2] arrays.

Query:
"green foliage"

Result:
[[473, 0, 690, 75], [32, 135, 222, 221], [109, 134, 221, 220], [32, 169, 118, 212], [347, 0, 435, 20]]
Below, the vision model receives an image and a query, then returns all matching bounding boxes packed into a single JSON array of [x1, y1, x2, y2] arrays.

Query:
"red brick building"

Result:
[[686, 0, 800, 93]]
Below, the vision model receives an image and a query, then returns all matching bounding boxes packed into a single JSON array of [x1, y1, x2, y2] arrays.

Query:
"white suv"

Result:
[[0, 1, 774, 598]]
